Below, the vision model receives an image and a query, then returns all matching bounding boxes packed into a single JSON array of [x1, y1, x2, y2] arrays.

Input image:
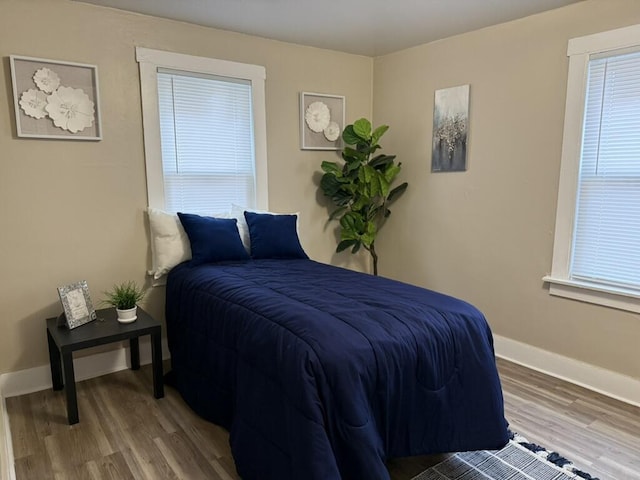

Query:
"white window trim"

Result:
[[544, 23, 640, 313], [136, 47, 269, 210]]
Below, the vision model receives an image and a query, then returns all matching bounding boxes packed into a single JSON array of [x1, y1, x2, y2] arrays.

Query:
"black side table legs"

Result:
[[130, 337, 140, 370], [47, 329, 63, 391], [46, 307, 164, 425], [62, 352, 79, 424], [151, 330, 164, 399]]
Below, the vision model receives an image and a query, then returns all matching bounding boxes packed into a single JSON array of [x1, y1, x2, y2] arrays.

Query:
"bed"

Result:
[[165, 258, 508, 480]]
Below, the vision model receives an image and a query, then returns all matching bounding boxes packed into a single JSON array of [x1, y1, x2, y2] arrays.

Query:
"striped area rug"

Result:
[[412, 432, 600, 480]]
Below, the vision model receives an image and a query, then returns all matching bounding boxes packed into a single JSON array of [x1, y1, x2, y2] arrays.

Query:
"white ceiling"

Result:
[[75, 0, 584, 56]]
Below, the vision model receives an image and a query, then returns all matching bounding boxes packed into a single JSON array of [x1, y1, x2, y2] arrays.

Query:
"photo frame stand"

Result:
[[57, 280, 97, 329]]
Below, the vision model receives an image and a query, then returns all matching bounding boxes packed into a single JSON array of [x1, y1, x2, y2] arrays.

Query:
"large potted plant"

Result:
[[320, 118, 408, 275], [102, 281, 146, 323]]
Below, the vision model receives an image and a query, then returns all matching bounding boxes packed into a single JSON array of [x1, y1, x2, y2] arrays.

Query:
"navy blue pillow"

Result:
[[244, 211, 308, 259], [177, 212, 250, 265]]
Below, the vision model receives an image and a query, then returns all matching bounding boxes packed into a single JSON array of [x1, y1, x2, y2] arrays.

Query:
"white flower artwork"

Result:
[[305, 101, 331, 133], [323, 121, 340, 142], [11, 56, 101, 140], [19, 88, 49, 119], [33, 67, 60, 93], [45, 86, 95, 133], [300, 92, 344, 150]]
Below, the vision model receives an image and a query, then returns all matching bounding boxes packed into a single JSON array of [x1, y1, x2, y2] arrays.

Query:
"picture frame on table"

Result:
[[57, 280, 97, 329], [9, 55, 102, 140]]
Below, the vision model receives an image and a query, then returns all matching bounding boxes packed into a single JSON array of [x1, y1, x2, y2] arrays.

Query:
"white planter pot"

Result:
[[116, 306, 137, 323]]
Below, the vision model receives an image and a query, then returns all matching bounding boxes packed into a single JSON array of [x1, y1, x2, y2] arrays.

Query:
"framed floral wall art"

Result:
[[9, 55, 102, 140], [300, 92, 345, 150]]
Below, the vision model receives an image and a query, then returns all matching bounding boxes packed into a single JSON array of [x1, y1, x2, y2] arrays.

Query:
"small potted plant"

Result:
[[102, 281, 146, 323]]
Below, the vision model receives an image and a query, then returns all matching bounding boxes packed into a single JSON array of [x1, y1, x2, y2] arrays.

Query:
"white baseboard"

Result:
[[0, 339, 170, 480], [1, 393, 15, 480], [494, 334, 640, 408], [0, 338, 170, 399]]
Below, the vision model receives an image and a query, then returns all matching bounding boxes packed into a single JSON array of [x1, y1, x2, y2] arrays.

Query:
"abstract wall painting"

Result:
[[432, 84, 469, 172]]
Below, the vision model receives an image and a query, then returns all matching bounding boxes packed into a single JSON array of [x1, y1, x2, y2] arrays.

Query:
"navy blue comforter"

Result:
[[166, 259, 508, 479]]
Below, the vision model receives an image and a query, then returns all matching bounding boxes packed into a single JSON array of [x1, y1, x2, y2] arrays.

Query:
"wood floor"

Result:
[[6, 358, 640, 479]]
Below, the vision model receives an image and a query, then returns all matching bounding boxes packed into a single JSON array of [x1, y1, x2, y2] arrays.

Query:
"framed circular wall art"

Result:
[[300, 92, 345, 150]]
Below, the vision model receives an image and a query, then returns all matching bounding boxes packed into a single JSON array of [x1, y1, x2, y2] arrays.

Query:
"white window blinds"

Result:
[[570, 49, 640, 290], [157, 68, 257, 215]]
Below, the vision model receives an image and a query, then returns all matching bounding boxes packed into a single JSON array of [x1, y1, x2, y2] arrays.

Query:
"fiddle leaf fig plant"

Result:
[[320, 118, 408, 275]]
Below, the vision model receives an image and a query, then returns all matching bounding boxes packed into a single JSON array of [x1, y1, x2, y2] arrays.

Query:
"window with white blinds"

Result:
[[157, 69, 256, 215], [570, 50, 640, 290], [136, 47, 268, 216], [545, 25, 640, 313]]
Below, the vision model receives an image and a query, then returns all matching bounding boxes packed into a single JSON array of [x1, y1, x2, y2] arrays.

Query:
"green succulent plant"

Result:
[[320, 118, 408, 275], [102, 281, 146, 310]]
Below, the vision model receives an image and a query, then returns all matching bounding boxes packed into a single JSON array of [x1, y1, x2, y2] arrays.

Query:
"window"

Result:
[[136, 47, 268, 214], [545, 24, 640, 313]]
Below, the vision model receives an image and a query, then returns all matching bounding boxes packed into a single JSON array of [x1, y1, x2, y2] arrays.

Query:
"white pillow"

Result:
[[148, 208, 231, 279], [230, 204, 300, 253], [147, 208, 192, 279]]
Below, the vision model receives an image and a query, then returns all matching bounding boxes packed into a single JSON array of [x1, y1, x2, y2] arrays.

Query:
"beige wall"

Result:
[[373, 0, 640, 381], [0, 0, 372, 374], [2, 0, 639, 386]]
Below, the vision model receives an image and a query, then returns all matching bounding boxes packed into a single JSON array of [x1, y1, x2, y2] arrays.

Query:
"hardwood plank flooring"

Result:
[[497, 358, 640, 480], [6, 358, 640, 479]]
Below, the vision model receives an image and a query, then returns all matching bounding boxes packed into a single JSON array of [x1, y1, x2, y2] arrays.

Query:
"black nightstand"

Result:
[[46, 306, 164, 424]]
